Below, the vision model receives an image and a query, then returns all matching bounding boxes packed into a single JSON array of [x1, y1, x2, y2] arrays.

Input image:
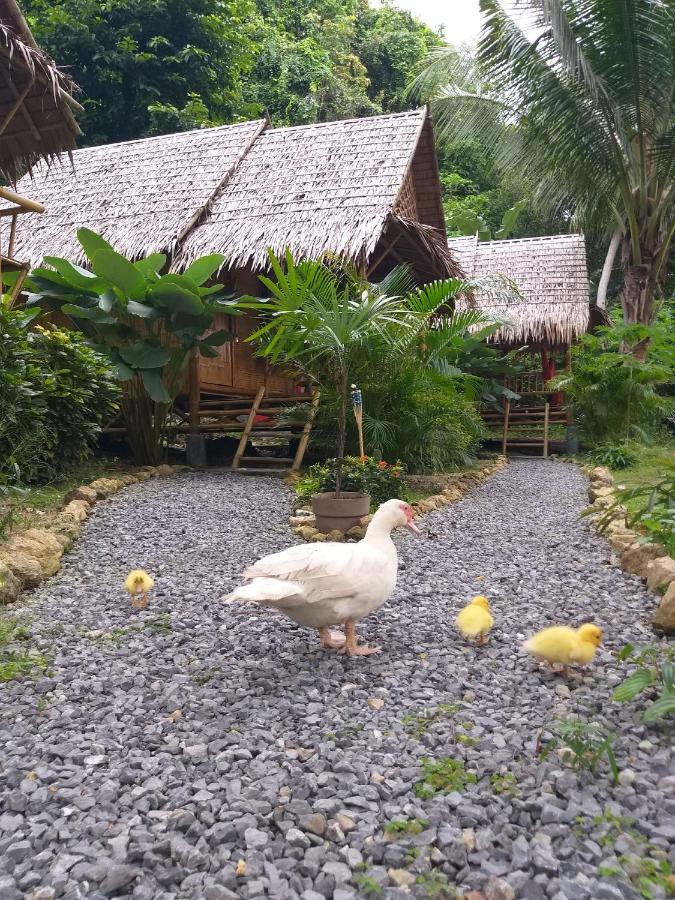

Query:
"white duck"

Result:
[[224, 498, 419, 655]]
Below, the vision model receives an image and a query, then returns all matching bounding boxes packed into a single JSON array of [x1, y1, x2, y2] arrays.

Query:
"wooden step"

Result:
[[239, 456, 294, 463]]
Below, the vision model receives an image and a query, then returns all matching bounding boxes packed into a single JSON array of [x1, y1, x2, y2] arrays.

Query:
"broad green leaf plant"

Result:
[[24, 229, 232, 464]]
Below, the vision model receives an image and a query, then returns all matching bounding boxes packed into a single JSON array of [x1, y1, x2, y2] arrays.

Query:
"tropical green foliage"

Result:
[[446, 198, 528, 241], [595, 472, 675, 559], [541, 718, 618, 783], [552, 317, 674, 447], [589, 443, 640, 471], [295, 457, 408, 509], [25, 0, 440, 143], [413, 0, 675, 328], [613, 644, 675, 725], [22, 230, 232, 464], [0, 301, 119, 484]]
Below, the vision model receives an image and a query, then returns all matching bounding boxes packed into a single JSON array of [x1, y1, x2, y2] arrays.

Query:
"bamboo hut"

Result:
[[448, 233, 591, 456], [0, 0, 81, 299], [13, 108, 456, 468]]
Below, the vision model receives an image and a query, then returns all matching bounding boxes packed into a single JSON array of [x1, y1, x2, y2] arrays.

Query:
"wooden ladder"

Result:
[[230, 388, 319, 474], [494, 398, 556, 458]]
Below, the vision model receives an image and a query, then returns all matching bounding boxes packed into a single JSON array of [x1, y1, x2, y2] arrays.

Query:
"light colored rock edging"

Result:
[[582, 465, 674, 634], [0, 464, 187, 606], [289, 455, 508, 544]]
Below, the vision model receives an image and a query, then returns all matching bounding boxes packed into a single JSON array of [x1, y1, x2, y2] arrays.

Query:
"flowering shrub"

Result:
[[295, 456, 408, 508]]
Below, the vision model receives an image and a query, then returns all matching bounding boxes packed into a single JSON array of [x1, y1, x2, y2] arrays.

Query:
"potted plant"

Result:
[[239, 250, 414, 532]]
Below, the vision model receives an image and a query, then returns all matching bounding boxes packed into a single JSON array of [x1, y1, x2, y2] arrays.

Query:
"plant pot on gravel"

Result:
[[312, 491, 370, 534]]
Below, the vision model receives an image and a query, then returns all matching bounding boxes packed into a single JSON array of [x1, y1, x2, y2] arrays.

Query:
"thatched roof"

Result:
[[178, 110, 443, 271], [14, 108, 456, 278], [0, 0, 80, 181], [12, 119, 267, 265], [450, 233, 590, 347]]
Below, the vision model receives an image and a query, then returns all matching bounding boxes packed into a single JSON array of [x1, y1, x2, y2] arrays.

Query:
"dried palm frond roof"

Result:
[[14, 108, 455, 277], [177, 109, 455, 274], [0, 0, 81, 181], [13, 119, 267, 266], [450, 233, 590, 346]]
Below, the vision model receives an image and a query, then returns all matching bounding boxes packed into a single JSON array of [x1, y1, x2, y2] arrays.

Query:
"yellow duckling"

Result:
[[124, 569, 154, 609], [456, 595, 494, 645], [523, 623, 603, 674]]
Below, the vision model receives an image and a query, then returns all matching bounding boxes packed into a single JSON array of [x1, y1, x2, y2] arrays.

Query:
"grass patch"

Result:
[[92, 613, 172, 647], [490, 771, 520, 797], [599, 855, 674, 899], [351, 874, 382, 897], [608, 441, 675, 514], [384, 818, 429, 837], [402, 703, 460, 740], [0, 458, 135, 542], [414, 870, 459, 898], [414, 757, 476, 799], [0, 617, 50, 682]]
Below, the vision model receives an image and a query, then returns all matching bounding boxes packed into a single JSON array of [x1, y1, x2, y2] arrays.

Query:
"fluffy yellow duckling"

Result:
[[456, 595, 494, 645], [124, 569, 154, 609], [523, 623, 603, 674]]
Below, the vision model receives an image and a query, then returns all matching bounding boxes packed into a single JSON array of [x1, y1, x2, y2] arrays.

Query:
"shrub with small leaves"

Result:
[[540, 717, 618, 782], [612, 643, 675, 724], [589, 442, 639, 470]]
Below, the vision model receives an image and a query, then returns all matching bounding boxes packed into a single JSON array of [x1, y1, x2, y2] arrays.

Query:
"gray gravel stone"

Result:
[[0, 463, 667, 899]]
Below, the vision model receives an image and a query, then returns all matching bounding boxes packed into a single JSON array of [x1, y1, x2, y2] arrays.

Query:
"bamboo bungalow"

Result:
[[448, 233, 591, 456], [13, 109, 457, 467], [0, 0, 81, 299]]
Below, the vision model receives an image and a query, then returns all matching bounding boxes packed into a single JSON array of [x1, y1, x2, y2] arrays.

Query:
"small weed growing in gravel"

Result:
[[414, 869, 459, 898], [540, 717, 619, 783], [0, 618, 49, 682], [97, 613, 172, 647], [490, 771, 520, 797], [195, 666, 220, 685], [599, 854, 674, 899], [351, 873, 382, 896], [456, 733, 476, 747], [612, 643, 675, 724], [384, 818, 429, 836], [592, 809, 646, 847], [405, 847, 421, 863], [414, 757, 476, 798], [403, 703, 459, 739]]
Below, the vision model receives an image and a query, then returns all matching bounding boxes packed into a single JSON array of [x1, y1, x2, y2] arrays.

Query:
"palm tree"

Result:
[[411, 0, 674, 348]]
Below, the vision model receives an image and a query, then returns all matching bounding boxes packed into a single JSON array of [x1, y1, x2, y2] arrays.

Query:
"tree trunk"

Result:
[[621, 261, 657, 360], [334, 371, 348, 497], [596, 228, 622, 309]]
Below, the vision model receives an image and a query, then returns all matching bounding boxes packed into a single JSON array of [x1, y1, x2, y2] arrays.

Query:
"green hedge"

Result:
[[0, 303, 119, 484]]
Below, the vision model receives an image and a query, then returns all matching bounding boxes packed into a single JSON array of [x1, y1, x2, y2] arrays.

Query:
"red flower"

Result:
[[377, 461, 388, 470]]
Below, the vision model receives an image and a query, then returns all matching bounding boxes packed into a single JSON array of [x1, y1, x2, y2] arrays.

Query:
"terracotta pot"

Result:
[[311, 491, 370, 534]]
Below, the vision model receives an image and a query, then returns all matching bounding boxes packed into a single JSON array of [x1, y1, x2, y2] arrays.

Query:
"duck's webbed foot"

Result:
[[318, 627, 346, 649], [337, 620, 382, 656]]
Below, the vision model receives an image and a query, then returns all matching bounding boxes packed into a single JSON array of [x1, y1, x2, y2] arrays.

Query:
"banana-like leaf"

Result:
[[495, 199, 528, 240], [61, 303, 116, 324], [114, 359, 134, 381], [183, 253, 226, 285], [643, 694, 675, 723], [127, 300, 158, 319], [140, 369, 171, 403], [611, 668, 654, 702], [662, 662, 674, 692], [43, 256, 105, 293], [29, 269, 83, 296], [134, 253, 167, 278], [199, 346, 219, 358], [77, 227, 115, 260], [200, 329, 231, 347], [150, 281, 204, 314], [91, 249, 146, 297], [119, 342, 170, 369]]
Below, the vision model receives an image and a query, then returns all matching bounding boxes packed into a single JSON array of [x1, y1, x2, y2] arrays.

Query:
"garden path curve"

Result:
[[0, 460, 672, 900]]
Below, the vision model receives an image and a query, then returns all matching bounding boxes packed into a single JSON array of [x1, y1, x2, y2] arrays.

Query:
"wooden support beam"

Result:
[[8, 212, 17, 259], [188, 349, 200, 434], [232, 386, 265, 470], [366, 234, 402, 277], [501, 398, 510, 456], [543, 401, 550, 459], [291, 389, 320, 472], [0, 79, 32, 139], [8, 267, 28, 307]]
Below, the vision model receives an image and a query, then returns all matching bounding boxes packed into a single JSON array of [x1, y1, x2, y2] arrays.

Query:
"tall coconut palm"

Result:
[[411, 0, 674, 346]]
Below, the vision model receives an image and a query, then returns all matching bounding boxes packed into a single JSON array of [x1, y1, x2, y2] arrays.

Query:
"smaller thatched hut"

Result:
[[449, 233, 591, 457]]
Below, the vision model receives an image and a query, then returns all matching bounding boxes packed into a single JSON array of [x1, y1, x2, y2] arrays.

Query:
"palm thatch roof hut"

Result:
[[0, 0, 80, 182], [178, 110, 458, 282], [449, 233, 590, 349]]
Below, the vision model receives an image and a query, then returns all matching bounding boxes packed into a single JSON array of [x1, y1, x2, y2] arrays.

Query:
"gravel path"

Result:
[[0, 460, 672, 900]]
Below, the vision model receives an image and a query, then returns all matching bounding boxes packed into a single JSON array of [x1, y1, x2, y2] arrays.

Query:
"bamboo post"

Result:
[[501, 398, 510, 456], [543, 401, 550, 458], [232, 386, 265, 470], [351, 384, 364, 458], [291, 389, 320, 472]]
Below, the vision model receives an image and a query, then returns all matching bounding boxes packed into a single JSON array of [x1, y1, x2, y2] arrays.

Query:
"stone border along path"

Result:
[[0, 460, 672, 900]]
